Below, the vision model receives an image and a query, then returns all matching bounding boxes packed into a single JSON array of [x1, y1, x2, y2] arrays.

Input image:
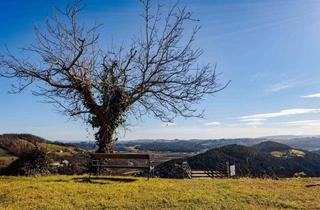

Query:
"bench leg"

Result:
[[87, 170, 92, 182], [148, 159, 152, 179]]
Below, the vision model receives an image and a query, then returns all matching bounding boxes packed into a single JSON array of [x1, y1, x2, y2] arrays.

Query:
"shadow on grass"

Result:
[[72, 177, 138, 184], [44, 178, 109, 185], [0, 176, 138, 185]]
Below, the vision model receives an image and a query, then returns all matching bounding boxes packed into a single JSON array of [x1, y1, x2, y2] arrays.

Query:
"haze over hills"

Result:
[[2, 133, 320, 154], [72, 135, 320, 153]]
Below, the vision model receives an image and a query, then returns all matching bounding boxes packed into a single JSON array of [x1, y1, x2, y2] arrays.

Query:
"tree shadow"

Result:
[[72, 176, 138, 184], [43, 177, 107, 185], [46, 178, 70, 183]]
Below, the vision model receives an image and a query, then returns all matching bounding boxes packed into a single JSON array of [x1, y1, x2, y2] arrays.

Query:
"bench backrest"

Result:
[[90, 153, 150, 160]]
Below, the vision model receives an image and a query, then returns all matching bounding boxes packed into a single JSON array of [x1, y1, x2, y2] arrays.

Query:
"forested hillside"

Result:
[[155, 141, 320, 178]]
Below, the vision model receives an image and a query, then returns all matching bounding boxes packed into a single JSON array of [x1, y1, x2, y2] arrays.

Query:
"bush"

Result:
[[3, 145, 50, 176]]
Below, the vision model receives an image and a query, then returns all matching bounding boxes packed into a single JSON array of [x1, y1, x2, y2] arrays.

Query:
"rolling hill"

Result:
[[0, 134, 84, 154], [313, 150, 320, 155], [0, 134, 87, 169], [2, 133, 320, 178]]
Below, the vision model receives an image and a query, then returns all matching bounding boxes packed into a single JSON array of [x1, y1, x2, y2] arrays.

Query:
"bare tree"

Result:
[[0, 0, 228, 152]]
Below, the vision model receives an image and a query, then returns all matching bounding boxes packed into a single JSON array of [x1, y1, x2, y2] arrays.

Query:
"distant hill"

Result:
[[73, 138, 263, 153], [70, 136, 320, 153], [72, 141, 132, 152], [252, 141, 292, 153], [313, 150, 320, 155], [155, 141, 320, 178], [274, 136, 320, 151]]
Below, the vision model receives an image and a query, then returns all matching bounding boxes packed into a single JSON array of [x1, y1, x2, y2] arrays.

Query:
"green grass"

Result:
[[38, 142, 80, 156], [0, 148, 12, 157], [0, 148, 17, 167], [0, 176, 319, 210]]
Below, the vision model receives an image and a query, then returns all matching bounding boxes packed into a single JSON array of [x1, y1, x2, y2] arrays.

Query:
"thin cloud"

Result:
[[301, 93, 320, 98], [161, 122, 176, 127], [245, 121, 264, 126], [204, 122, 221, 126], [239, 108, 320, 124], [266, 80, 296, 92], [240, 118, 265, 123], [286, 120, 320, 126]]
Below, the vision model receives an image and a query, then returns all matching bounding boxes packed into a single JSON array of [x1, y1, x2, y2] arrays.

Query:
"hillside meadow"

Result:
[[0, 176, 319, 210]]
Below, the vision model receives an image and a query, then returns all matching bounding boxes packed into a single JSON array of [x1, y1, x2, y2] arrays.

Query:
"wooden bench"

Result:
[[89, 153, 153, 179]]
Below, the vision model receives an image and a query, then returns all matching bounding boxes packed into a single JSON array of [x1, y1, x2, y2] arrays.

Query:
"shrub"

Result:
[[3, 145, 50, 176]]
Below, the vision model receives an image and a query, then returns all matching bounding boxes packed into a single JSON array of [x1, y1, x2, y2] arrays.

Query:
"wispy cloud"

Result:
[[239, 108, 320, 124], [204, 121, 221, 126], [301, 93, 320, 98], [244, 121, 264, 126], [240, 118, 265, 123], [286, 120, 320, 127], [266, 80, 296, 92], [161, 122, 176, 127]]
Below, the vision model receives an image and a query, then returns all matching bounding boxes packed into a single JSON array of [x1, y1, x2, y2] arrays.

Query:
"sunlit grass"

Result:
[[0, 176, 319, 209], [290, 149, 305, 157], [271, 151, 286, 158], [38, 143, 79, 156], [271, 149, 306, 158], [0, 156, 17, 162]]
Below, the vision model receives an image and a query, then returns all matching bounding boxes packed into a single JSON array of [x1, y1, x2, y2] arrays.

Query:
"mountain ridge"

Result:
[[71, 135, 320, 153]]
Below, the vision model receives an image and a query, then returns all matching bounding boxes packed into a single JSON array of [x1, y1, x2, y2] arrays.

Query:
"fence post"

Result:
[[226, 161, 230, 177], [182, 161, 192, 179]]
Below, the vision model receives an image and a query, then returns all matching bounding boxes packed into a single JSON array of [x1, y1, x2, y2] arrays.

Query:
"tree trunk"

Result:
[[95, 126, 114, 153]]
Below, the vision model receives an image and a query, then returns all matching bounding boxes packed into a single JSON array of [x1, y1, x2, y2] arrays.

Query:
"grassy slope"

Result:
[[0, 148, 11, 157], [0, 176, 319, 210], [0, 148, 17, 167], [38, 142, 79, 156], [0, 134, 83, 158]]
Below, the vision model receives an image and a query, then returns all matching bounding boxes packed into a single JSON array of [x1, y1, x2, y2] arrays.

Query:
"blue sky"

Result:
[[1, 0, 320, 141]]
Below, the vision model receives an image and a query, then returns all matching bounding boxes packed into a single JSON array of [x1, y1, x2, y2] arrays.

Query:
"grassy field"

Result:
[[0, 176, 319, 210]]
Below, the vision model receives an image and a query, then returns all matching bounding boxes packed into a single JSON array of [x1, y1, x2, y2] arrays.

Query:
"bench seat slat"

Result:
[[90, 153, 150, 159], [92, 165, 149, 169]]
